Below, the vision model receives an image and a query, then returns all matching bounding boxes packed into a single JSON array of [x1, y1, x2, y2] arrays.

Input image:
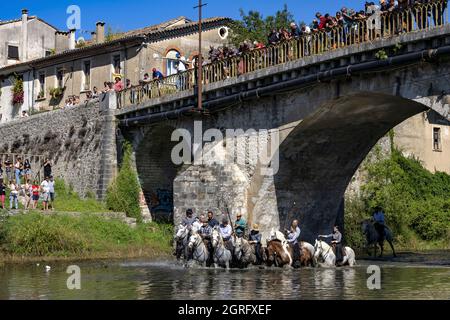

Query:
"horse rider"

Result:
[[249, 224, 263, 265], [219, 217, 234, 253], [181, 209, 196, 228], [234, 213, 248, 238], [320, 225, 344, 266], [286, 220, 302, 268], [373, 207, 386, 241], [198, 216, 214, 264], [207, 210, 219, 228]]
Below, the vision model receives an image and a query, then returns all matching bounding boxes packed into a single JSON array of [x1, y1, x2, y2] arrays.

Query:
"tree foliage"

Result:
[[106, 142, 142, 222], [230, 4, 296, 46], [345, 148, 450, 247]]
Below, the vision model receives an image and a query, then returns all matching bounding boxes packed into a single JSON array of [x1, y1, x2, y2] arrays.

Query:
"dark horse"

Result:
[[361, 220, 397, 258]]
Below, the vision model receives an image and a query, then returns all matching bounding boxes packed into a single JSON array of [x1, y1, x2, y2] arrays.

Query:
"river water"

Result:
[[0, 251, 449, 300]]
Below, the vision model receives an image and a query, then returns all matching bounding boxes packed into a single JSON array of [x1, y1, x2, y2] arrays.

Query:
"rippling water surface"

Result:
[[1, 252, 449, 300]]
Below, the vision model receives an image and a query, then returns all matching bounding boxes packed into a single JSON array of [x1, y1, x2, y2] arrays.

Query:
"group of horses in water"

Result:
[[174, 225, 357, 269], [174, 219, 397, 270]]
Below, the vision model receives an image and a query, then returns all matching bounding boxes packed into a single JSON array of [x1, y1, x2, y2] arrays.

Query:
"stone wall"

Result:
[[0, 95, 117, 199]]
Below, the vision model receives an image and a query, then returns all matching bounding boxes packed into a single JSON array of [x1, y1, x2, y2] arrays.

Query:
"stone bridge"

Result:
[[114, 22, 450, 242]]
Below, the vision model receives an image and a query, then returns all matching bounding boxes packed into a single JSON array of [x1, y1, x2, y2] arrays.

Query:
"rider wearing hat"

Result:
[[219, 217, 234, 252], [249, 224, 263, 265], [234, 213, 247, 238], [199, 215, 213, 265]]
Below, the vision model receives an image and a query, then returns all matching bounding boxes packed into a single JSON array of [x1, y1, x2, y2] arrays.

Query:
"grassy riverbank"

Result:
[[0, 213, 173, 263]]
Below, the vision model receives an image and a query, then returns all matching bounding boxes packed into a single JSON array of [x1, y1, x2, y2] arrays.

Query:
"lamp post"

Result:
[[194, 0, 207, 111]]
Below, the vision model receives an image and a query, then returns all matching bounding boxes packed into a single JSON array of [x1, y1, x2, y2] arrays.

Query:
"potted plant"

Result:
[[49, 87, 65, 99], [37, 90, 45, 100]]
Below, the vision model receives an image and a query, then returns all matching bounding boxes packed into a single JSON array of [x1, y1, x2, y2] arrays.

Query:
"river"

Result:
[[0, 251, 449, 300]]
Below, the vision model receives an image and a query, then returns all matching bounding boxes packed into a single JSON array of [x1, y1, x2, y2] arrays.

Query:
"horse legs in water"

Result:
[[379, 241, 384, 258], [388, 240, 397, 257]]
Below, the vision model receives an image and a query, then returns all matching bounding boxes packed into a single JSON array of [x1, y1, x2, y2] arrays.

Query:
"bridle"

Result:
[[190, 235, 207, 261]]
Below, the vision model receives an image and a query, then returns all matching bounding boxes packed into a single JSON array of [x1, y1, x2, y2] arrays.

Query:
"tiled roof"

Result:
[[0, 16, 232, 73]]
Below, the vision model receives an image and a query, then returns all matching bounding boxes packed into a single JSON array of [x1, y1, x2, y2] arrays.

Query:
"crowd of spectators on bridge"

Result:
[[0, 157, 54, 211], [49, 0, 448, 110]]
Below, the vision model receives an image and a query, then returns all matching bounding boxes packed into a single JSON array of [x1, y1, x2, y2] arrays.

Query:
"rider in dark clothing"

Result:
[[373, 207, 386, 241], [320, 226, 344, 265], [249, 224, 263, 265]]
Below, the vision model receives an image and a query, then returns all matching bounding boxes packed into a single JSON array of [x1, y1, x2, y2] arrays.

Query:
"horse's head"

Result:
[[314, 240, 323, 260], [234, 237, 243, 260], [265, 241, 279, 266], [188, 233, 200, 249], [361, 220, 370, 235], [175, 225, 188, 241], [212, 228, 221, 248]]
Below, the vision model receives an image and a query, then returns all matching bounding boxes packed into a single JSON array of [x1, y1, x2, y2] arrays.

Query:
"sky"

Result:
[[2, 0, 365, 39]]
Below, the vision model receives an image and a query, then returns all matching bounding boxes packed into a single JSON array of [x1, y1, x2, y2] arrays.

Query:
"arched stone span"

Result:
[[134, 124, 182, 222], [267, 92, 428, 242]]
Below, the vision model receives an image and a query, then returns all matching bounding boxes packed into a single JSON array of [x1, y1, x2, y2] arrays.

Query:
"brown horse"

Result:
[[298, 242, 314, 267], [266, 240, 292, 267], [266, 240, 314, 268]]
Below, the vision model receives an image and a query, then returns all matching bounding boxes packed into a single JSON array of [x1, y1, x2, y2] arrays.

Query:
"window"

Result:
[[112, 55, 121, 74], [37, 72, 46, 99], [165, 50, 180, 76], [8, 45, 19, 60], [82, 61, 91, 91], [433, 128, 442, 151], [56, 67, 65, 89]]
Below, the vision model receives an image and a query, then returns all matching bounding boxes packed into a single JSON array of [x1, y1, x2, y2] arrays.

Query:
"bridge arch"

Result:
[[261, 92, 429, 242]]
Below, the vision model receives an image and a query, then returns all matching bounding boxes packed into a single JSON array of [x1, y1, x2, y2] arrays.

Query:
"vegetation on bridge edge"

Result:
[[345, 147, 450, 251]]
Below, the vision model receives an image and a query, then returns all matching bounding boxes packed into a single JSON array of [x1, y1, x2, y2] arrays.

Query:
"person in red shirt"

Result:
[[316, 12, 328, 30], [31, 182, 40, 210], [113, 77, 124, 92]]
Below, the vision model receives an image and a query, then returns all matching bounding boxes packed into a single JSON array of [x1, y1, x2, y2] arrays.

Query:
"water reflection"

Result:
[[0, 260, 449, 300]]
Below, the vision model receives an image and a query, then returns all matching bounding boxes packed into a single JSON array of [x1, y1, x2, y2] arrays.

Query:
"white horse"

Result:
[[174, 224, 190, 261], [234, 236, 257, 267], [211, 228, 232, 269], [188, 232, 209, 267], [314, 240, 356, 267]]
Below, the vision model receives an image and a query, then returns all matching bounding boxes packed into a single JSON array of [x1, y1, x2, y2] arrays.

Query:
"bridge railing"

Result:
[[117, 0, 448, 110]]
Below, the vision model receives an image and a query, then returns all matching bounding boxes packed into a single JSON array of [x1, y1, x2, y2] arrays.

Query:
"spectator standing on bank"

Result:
[[9, 181, 19, 210], [0, 181, 6, 209], [43, 159, 52, 179]]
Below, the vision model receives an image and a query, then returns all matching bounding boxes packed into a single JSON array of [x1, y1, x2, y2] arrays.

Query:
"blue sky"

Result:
[[2, 0, 365, 39]]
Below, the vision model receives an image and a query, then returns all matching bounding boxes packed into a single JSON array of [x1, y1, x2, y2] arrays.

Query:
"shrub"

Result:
[[345, 148, 450, 246], [106, 142, 142, 222]]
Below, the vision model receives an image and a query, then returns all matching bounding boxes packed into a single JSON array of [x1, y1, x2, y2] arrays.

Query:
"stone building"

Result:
[[0, 11, 230, 123]]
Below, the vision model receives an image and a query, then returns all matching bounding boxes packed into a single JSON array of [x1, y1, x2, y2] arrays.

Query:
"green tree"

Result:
[[106, 142, 142, 222], [230, 4, 296, 46]]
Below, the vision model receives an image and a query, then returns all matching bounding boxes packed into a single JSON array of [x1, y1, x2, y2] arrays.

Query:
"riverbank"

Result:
[[0, 212, 173, 264]]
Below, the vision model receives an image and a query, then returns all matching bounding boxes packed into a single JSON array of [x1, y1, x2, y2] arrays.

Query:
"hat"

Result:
[[152, 68, 156, 72], [237, 213, 242, 217], [290, 22, 296, 27], [222, 217, 229, 224], [252, 224, 259, 231]]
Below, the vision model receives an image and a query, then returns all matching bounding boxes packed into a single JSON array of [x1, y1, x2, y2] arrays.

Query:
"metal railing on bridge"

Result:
[[118, 0, 449, 110]]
